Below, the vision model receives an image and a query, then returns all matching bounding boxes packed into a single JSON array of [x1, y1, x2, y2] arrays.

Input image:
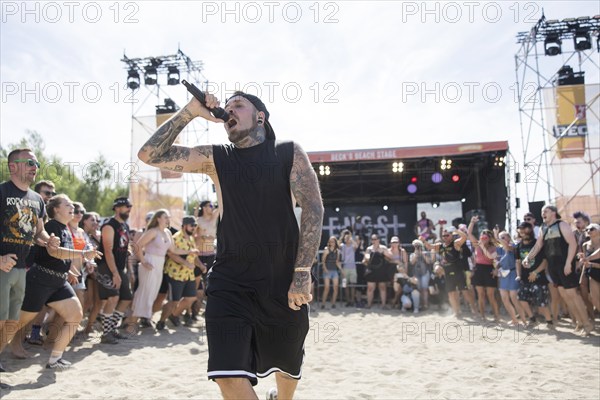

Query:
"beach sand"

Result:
[[1, 308, 598, 399]]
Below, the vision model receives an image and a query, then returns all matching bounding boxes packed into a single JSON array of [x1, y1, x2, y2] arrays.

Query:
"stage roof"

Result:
[[308, 141, 509, 164]]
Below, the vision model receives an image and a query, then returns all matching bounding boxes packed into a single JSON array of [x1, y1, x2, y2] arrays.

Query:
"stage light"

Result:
[[126, 68, 140, 90], [440, 158, 452, 170], [335, 207, 340, 212], [432, 202, 440, 208], [392, 161, 404, 173], [383, 205, 389, 211], [319, 165, 331, 176], [461, 198, 466, 203], [144, 66, 158, 85], [494, 155, 505, 167], [574, 30, 592, 51], [431, 172, 443, 183], [167, 66, 180, 85], [544, 35, 562, 56], [410, 176, 418, 183], [407, 184, 417, 194], [451, 174, 460, 182]]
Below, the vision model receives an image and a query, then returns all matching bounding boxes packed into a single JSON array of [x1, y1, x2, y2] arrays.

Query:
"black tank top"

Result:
[[98, 217, 130, 270], [542, 221, 569, 260], [208, 140, 299, 297]]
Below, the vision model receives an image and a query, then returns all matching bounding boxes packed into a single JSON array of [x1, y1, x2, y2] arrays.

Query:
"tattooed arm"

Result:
[[137, 96, 222, 175], [287, 142, 324, 310]]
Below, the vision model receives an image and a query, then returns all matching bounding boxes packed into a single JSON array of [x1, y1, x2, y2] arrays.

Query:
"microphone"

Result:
[[181, 80, 230, 123]]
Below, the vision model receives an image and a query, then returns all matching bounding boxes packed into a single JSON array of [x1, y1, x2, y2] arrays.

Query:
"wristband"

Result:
[[294, 267, 311, 272]]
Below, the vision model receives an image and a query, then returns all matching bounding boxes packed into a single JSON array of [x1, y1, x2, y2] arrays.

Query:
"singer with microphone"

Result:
[[137, 86, 323, 399]]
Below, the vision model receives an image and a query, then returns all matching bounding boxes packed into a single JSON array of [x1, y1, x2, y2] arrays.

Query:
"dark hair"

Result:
[[198, 201, 211, 217], [147, 209, 169, 230], [543, 205, 562, 220], [573, 211, 590, 224], [47, 194, 69, 219], [34, 180, 55, 192], [72, 201, 84, 212], [7, 148, 33, 163], [79, 212, 100, 229]]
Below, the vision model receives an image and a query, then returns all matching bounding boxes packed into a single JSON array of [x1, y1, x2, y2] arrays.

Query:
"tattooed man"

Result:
[[138, 90, 323, 399]]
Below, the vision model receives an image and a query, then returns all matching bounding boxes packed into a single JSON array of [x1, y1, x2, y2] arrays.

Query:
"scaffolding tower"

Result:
[[514, 14, 600, 221]]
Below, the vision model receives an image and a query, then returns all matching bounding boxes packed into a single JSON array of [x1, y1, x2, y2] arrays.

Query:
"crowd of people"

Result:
[[315, 210, 600, 337], [0, 148, 219, 373]]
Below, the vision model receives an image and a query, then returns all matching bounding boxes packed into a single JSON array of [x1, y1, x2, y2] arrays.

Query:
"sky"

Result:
[[1, 0, 599, 214]]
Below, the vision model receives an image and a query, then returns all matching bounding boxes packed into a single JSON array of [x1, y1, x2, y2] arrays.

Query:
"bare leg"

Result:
[[500, 289, 518, 324], [579, 275, 594, 319], [276, 372, 300, 400], [215, 377, 257, 400], [378, 282, 388, 308], [366, 282, 376, 308], [321, 278, 330, 307], [486, 287, 500, 321], [548, 284, 560, 324], [475, 286, 486, 319], [589, 278, 600, 313], [448, 291, 460, 316], [47, 297, 83, 357], [559, 287, 593, 334], [331, 278, 339, 307], [6, 312, 38, 358], [510, 290, 527, 324], [392, 282, 401, 307]]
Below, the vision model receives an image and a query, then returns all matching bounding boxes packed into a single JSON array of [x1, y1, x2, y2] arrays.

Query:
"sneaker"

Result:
[[266, 387, 278, 400], [111, 330, 130, 340], [183, 314, 194, 327], [100, 333, 119, 344], [26, 335, 43, 346], [46, 358, 72, 370], [139, 318, 153, 329], [156, 321, 166, 331], [168, 315, 181, 327]]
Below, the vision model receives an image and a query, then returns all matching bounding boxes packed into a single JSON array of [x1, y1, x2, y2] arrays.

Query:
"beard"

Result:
[[227, 122, 259, 143], [118, 211, 130, 221]]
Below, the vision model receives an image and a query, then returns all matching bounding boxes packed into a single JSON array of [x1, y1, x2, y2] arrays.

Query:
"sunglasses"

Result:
[[587, 228, 597, 232], [12, 158, 41, 168], [42, 190, 57, 197], [74, 210, 86, 215]]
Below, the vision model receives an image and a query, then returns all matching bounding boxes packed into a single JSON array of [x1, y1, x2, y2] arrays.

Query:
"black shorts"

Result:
[[167, 276, 197, 301], [95, 263, 133, 301], [205, 290, 309, 386], [472, 264, 498, 288], [158, 272, 169, 295], [196, 255, 215, 277], [21, 267, 76, 313], [445, 264, 467, 292], [547, 257, 579, 289]]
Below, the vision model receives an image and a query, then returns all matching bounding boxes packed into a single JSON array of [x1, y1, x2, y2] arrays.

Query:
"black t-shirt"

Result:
[[0, 181, 45, 269], [98, 217, 130, 270], [208, 140, 299, 297], [36, 219, 72, 273], [515, 240, 548, 284]]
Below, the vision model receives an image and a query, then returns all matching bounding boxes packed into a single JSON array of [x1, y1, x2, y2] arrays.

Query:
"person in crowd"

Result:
[[10, 194, 101, 369], [354, 235, 367, 307], [388, 236, 408, 309], [429, 227, 473, 318], [495, 228, 526, 326], [523, 212, 540, 239], [579, 223, 600, 319], [524, 205, 593, 336], [80, 212, 102, 335], [156, 216, 200, 330], [415, 211, 437, 242], [515, 222, 554, 329], [321, 236, 342, 309], [33, 180, 56, 211], [468, 216, 500, 322], [363, 234, 391, 309], [193, 201, 218, 319], [124, 210, 196, 333], [573, 211, 594, 319], [340, 230, 359, 307], [1, 149, 60, 372], [95, 197, 134, 344], [429, 262, 447, 310], [409, 239, 434, 310]]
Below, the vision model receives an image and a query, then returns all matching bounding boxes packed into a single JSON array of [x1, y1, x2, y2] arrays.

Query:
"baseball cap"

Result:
[[390, 236, 400, 243], [586, 223, 600, 231], [112, 197, 132, 210], [226, 91, 275, 140], [518, 221, 533, 229], [145, 211, 155, 222], [182, 216, 197, 226]]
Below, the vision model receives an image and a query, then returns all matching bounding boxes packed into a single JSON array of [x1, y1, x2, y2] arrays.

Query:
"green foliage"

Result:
[[1, 131, 127, 216]]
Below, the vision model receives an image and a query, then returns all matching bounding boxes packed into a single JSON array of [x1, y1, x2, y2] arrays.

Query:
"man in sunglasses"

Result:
[[523, 212, 540, 239], [0, 148, 60, 374], [34, 180, 56, 206]]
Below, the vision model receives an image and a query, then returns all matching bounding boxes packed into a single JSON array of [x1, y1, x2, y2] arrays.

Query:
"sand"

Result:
[[1, 308, 599, 399]]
